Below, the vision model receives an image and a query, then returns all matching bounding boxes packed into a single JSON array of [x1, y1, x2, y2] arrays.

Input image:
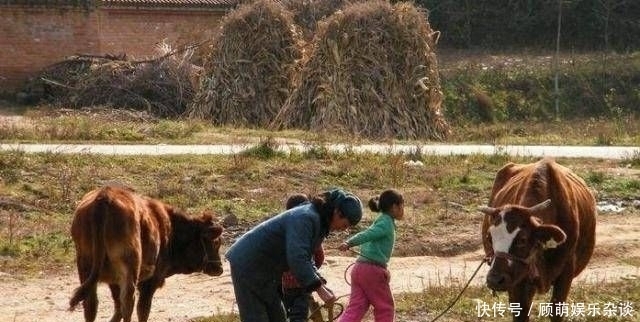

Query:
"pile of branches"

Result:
[[272, 0, 450, 140], [282, 0, 348, 40], [23, 49, 197, 118], [188, 0, 302, 127]]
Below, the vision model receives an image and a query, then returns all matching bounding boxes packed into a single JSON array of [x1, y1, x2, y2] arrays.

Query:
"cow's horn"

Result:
[[530, 199, 552, 212], [478, 206, 495, 215]]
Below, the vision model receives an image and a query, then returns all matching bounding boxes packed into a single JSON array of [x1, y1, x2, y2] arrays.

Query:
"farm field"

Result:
[[0, 148, 639, 321]]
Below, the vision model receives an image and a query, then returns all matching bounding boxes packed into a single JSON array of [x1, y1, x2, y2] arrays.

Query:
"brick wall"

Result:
[[0, 5, 225, 95], [99, 8, 223, 60]]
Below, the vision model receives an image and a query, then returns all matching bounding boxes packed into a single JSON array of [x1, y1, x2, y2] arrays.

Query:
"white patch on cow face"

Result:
[[488, 211, 520, 267]]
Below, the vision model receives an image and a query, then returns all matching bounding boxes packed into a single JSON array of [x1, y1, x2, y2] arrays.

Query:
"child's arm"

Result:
[[344, 216, 392, 247]]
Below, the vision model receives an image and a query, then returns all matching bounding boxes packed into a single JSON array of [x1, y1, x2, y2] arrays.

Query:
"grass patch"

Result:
[[625, 149, 640, 167], [192, 279, 640, 322], [392, 278, 640, 321], [0, 150, 638, 275], [3, 111, 639, 146], [239, 137, 284, 160]]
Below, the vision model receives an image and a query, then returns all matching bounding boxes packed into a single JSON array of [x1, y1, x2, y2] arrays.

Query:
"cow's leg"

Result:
[[113, 255, 139, 322], [108, 284, 123, 322], [508, 282, 535, 322], [549, 266, 575, 322], [118, 278, 136, 322], [137, 279, 160, 322], [82, 287, 99, 322], [77, 256, 99, 322]]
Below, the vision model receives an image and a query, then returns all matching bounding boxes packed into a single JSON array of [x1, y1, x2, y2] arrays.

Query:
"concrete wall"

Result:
[[0, 5, 225, 95]]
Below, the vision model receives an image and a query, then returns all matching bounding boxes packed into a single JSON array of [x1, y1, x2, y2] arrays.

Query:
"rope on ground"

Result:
[[343, 248, 487, 322], [308, 295, 347, 322], [428, 259, 487, 322]]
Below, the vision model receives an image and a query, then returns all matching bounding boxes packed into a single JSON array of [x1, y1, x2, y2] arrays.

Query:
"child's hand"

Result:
[[338, 242, 350, 251], [316, 285, 336, 304]]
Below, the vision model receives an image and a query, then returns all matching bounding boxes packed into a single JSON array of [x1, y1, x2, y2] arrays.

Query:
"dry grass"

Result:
[[21, 48, 198, 117], [282, 0, 347, 40]]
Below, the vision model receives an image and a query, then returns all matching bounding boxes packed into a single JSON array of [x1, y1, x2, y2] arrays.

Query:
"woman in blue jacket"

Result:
[[225, 189, 363, 322]]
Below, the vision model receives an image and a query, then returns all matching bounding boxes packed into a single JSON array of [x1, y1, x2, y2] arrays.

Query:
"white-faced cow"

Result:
[[69, 186, 224, 322], [479, 158, 596, 322]]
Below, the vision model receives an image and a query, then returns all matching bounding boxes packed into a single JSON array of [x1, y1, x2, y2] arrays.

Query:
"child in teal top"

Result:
[[338, 189, 405, 322]]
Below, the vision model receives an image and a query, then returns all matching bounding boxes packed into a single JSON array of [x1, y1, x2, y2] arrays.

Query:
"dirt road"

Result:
[[2, 211, 639, 322]]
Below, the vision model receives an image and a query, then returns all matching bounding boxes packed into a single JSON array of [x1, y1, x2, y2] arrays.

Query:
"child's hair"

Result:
[[368, 189, 403, 212], [285, 193, 309, 210]]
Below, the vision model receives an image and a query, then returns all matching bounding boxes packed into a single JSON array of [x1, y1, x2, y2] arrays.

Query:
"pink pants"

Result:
[[339, 261, 394, 322]]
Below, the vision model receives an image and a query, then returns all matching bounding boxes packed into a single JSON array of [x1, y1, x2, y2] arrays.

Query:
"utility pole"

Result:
[[553, 0, 563, 120]]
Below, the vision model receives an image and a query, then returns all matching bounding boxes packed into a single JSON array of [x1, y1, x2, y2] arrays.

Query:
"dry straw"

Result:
[[282, 0, 348, 41], [188, 0, 303, 127], [24, 47, 197, 118], [272, 0, 450, 140]]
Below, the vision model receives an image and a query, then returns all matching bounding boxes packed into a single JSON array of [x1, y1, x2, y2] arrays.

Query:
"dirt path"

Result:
[[2, 214, 639, 322]]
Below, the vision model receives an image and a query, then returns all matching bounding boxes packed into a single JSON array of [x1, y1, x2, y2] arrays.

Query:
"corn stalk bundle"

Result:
[[273, 0, 450, 140], [188, 0, 303, 127], [282, 0, 349, 41], [26, 50, 196, 118]]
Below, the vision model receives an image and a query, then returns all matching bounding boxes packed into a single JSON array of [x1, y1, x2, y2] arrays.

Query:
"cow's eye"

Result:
[[490, 213, 501, 225]]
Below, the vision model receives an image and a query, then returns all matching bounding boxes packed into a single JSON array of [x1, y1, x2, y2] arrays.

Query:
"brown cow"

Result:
[[69, 186, 224, 322], [479, 158, 596, 322]]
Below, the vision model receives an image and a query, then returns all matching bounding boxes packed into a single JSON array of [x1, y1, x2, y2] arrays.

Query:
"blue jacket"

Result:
[[225, 203, 327, 292]]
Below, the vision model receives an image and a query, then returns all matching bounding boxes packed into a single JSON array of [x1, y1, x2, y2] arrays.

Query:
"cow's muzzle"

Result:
[[203, 261, 224, 276], [486, 251, 539, 292], [201, 238, 224, 276], [486, 270, 510, 292]]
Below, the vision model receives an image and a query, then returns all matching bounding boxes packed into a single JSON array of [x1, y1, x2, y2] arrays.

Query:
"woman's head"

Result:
[[311, 189, 362, 233], [369, 189, 404, 220]]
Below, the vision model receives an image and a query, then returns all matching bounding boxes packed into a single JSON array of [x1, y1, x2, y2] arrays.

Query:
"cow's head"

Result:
[[479, 199, 566, 291], [172, 209, 224, 276], [198, 213, 224, 276]]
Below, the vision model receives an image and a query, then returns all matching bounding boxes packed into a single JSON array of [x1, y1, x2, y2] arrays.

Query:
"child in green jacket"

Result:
[[338, 189, 405, 322]]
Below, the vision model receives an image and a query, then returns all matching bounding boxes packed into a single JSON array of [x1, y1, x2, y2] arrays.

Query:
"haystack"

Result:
[[188, 0, 302, 127], [23, 49, 197, 118], [272, 0, 450, 140], [282, 0, 348, 40]]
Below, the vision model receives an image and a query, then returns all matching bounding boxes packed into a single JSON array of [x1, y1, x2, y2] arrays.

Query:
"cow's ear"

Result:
[[200, 210, 216, 222], [205, 223, 223, 238], [533, 224, 567, 249]]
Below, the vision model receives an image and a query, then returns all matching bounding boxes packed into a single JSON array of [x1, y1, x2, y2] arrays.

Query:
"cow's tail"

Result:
[[69, 190, 109, 311]]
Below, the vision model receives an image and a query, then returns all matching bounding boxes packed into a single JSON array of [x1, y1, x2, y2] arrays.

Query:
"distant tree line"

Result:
[[413, 0, 640, 51]]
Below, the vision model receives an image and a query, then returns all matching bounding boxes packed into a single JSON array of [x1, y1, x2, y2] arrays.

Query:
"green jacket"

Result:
[[346, 212, 396, 265]]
